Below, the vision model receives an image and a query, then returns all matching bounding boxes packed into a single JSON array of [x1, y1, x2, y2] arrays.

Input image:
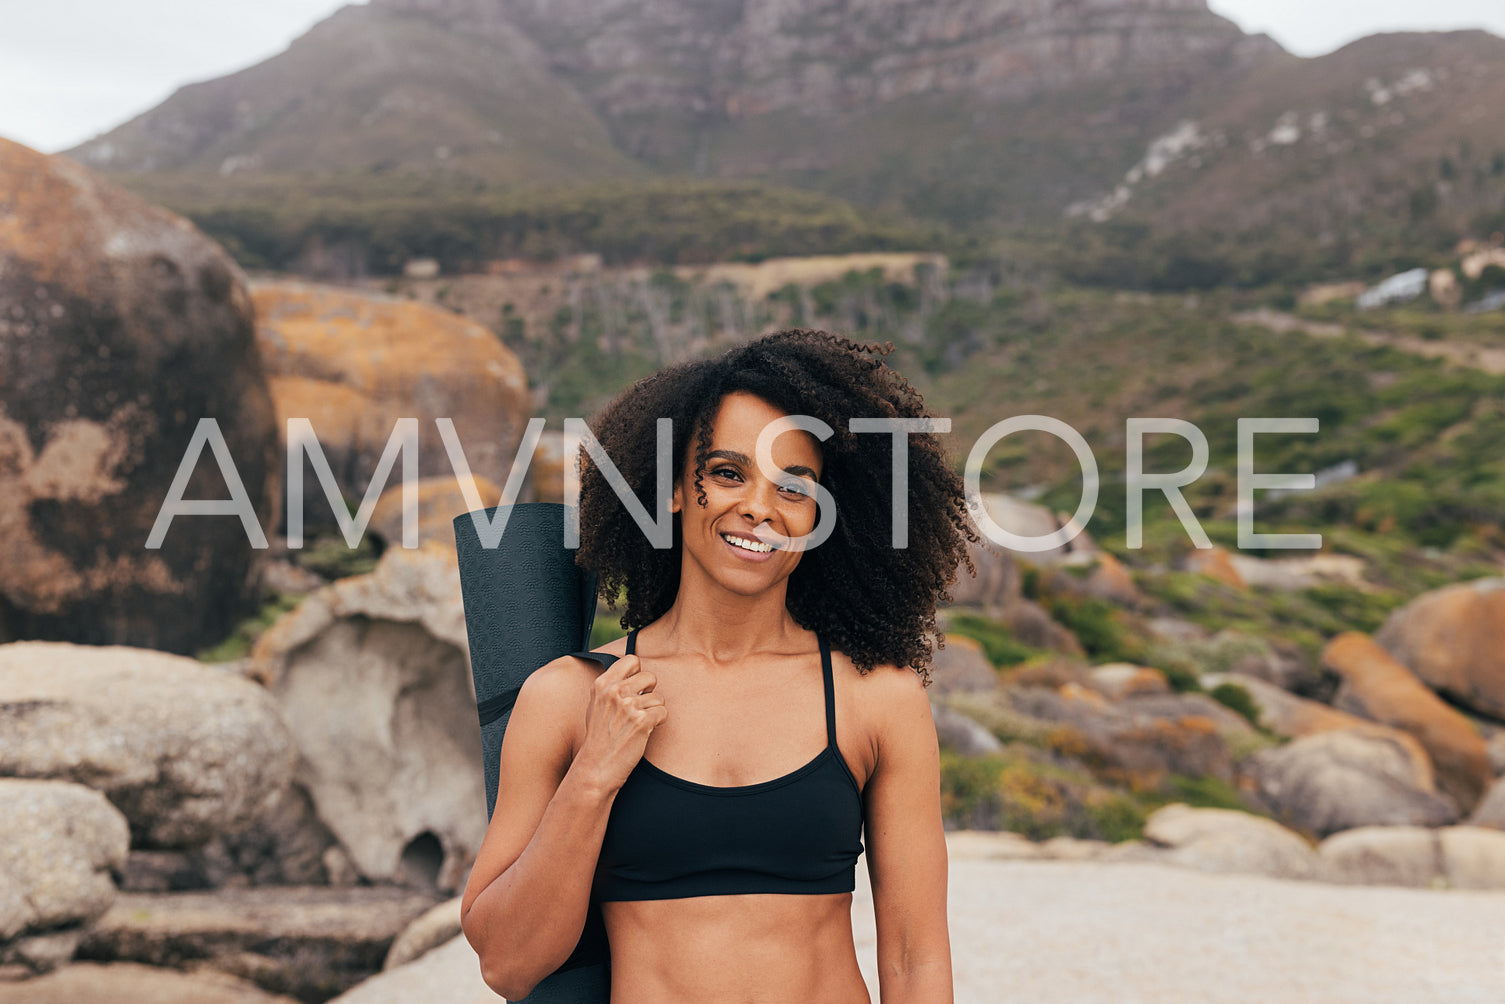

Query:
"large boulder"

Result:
[[1470, 778, 1505, 831], [0, 138, 278, 654], [995, 599, 1083, 655], [1375, 578, 1505, 720], [948, 536, 1021, 612], [383, 895, 463, 971], [1200, 669, 1444, 788], [0, 963, 302, 1004], [1080, 552, 1143, 607], [368, 475, 502, 553], [331, 935, 489, 1004], [251, 280, 530, 539], [1316, 823, 1505, 890], [1489, 730, 1505, 776], [0, 642, 296, 847], [1085, 663, 1169, 701], [118, 783, 351, 892], [1437, 825, 1505, 890], [1317, 825, 1441, 887], [926, 635, 999, 696], [930, 703, 1004, 757], [0, 779, 129, 974], [75, 885, 438, 1002], [1226, 552, 1372, 592], [1005, 685, 1254, 790], [1247, 730, 1459, 838], [1323, 631, 1492, 815], [1201, 671, 1409, 745], [968, 493, 1098, 566], [528, 428, 579, 505], [1140, 803, 1318, 880], [1182, 545, 1244, 589], [952, 490, 1103, 613], [248, 544, 484, 890]]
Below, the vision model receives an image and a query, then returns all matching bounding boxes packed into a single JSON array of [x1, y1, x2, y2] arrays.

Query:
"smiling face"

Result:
[[671, 391, 824, 600]]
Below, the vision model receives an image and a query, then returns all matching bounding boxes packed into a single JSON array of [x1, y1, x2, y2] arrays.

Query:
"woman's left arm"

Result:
[[864, 667, 954, 1003]]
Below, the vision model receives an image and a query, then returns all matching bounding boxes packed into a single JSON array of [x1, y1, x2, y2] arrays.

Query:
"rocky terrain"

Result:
[[4, 126, 1505, 1002]]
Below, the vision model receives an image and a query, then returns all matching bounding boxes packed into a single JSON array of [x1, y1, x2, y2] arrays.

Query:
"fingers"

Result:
[[593, 655, 657, 698], [595, 653, 642, 685], [592, 656, 653, 686]]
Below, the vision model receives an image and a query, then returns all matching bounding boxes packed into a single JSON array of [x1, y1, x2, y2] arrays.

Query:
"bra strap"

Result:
[[819, 634, 837, 748], [626, 629, 639, 656]]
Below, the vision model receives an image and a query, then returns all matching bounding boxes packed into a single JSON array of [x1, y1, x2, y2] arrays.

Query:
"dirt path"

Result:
[[1234, 308, 1505, 376]]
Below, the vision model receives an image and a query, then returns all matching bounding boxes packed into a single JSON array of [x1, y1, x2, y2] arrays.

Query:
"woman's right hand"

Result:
[[576, 654, 666, 793]]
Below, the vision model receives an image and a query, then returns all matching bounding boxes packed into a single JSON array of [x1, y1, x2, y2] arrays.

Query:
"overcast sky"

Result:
[[2, 0, 1503, 154]]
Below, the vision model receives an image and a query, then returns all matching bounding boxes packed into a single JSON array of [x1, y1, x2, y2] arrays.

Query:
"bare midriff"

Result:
[[601, 892, 870, 1003]]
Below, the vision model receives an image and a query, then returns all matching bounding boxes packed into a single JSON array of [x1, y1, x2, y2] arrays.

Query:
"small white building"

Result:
[[403, 258, 441, 280], [1356, 268, 1428, 310]]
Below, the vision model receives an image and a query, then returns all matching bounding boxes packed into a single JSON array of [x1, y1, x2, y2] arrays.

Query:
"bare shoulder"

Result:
[[841, 654, 929, 718], [512, 641, 627, 753], [828, 649, 932, 787], [518, 653, 595, 701], [522, 633, 629, 693]]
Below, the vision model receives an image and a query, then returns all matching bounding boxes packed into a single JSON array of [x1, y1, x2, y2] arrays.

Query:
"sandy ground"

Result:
[[333, 834, 1505, 1002], [851, 844, 1505, 1003]]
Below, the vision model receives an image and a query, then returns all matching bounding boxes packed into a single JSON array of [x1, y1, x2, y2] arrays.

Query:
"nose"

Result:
[[737, 475, 779, 524]]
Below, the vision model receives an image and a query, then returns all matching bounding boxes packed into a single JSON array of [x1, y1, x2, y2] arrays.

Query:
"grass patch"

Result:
[[945, 612, 1042, 667], [940, 748, 1147, 841], [293, 535, 381, 580], [1138, 773, 1255, 814], [197, 592, 304, 663]]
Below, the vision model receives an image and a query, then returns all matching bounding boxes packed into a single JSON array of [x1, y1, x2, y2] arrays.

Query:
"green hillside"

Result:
[[57, 0, 1505, 289], [423, 259, 1504, 589]]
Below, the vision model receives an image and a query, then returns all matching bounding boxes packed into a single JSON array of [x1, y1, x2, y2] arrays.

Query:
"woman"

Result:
[[461, 329, 975, 1001]]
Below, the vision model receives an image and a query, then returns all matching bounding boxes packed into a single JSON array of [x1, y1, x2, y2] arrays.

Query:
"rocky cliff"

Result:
[[70, 0, 1274, 180], [370, 0, 1274, 165]]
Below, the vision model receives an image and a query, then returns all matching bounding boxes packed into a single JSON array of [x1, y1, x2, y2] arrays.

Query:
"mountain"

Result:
[[1053, 29, 1505, 287], [70, 0, 1267, 195], [60, 1, 1505, 282], [68, 1, 642, 185]]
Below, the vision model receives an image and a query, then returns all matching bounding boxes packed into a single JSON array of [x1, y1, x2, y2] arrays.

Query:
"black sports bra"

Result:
[[592, 630, 865, 902]]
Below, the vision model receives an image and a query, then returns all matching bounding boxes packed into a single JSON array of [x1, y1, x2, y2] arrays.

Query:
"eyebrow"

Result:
[[705, 449, 818, 480]]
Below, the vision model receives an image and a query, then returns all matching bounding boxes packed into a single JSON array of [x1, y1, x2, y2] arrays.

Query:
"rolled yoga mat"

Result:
[[454, 502, 610, 1002]]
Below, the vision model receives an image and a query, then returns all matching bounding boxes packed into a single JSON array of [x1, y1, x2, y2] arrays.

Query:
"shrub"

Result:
[[1083, 790, 1148, 843], [1043, 594, 1144, 662], [946, 612, 1040, 667], [294, 534, 380, 580], [1209, 682, 1261, 727]]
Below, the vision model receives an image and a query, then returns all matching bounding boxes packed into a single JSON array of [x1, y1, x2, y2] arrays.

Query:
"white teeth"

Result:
[[722, 533, 773, 553]]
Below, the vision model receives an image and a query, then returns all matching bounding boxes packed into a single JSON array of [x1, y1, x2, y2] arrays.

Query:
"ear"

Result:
[[671, 480, 683, 514]]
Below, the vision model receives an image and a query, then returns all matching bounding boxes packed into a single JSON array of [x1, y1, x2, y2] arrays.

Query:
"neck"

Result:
[[649, 570, 809, 668]]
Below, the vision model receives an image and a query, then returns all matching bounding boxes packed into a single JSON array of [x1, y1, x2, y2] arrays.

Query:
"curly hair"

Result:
[[575, 329, 976, 683]]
